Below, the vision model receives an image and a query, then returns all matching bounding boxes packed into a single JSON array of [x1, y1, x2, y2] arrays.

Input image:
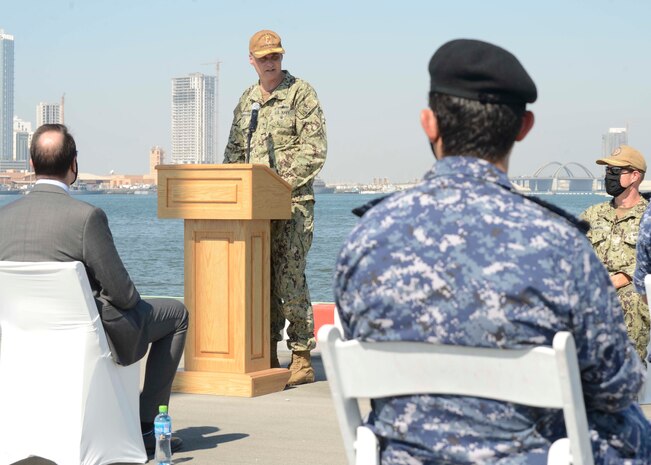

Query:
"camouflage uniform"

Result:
[[224, 71, 327, 350], [334, 156, 651, 465], [581, 198, 650, 361]]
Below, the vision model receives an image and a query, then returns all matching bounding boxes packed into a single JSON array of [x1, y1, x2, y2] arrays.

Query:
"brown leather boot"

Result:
[[287, 350, 315, 386], [270, 342, 280, 369]]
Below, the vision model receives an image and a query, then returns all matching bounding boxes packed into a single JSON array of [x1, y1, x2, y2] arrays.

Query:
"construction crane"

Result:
[[201, 61, 222, 160]]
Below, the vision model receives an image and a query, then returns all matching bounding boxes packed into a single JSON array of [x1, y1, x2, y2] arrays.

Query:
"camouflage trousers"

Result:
[[270, 200, 316, 351], [617, 283, 650, 363]]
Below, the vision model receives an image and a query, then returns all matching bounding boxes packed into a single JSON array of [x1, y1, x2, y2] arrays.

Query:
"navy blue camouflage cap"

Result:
[[429, 39, 537, 105]]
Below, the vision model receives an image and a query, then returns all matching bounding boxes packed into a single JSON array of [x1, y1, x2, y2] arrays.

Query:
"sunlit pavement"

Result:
[[12, 345, 651, 465], [160, 345, 347, 465]]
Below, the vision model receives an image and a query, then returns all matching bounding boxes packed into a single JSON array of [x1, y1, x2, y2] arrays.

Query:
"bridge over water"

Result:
[[510, 162, 603, 193]]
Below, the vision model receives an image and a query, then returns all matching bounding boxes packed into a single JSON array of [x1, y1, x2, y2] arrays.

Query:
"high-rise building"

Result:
[[171, 73, 216, 164], [0, 30, 15, 162], [602, 128, 628, 157], [13, 116, 32, 169], [36, 102, 62, 127], [149, 146, 164, 184]]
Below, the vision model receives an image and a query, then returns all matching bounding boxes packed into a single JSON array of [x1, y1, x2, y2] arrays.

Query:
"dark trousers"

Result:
[[99, 297, 189, 424]]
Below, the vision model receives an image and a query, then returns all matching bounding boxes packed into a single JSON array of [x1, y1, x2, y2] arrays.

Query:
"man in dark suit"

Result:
[[0, 124, 187, 453]]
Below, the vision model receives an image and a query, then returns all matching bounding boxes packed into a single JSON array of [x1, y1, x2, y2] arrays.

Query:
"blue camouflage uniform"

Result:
[[634, 205, 651, 300], [334, 155, 651, 465]]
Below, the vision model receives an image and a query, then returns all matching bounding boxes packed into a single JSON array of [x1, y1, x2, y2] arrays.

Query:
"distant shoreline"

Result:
[[0, 189, 610, 197], [0, 189, 156, 196]]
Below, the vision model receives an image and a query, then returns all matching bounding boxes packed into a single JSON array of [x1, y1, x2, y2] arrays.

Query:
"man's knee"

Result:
[[146, 297, 189, 332], [169, 299, 189, 332]]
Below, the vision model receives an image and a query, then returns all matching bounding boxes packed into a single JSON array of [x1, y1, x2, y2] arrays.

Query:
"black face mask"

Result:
[[605, 172, 627, 197]]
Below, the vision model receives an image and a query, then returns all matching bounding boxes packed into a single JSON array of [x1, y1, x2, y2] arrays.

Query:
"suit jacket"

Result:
[[0, 183, 146, 364]]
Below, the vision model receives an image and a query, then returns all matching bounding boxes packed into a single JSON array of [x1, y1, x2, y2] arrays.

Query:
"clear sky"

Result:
[[3, 0, 650, 183]]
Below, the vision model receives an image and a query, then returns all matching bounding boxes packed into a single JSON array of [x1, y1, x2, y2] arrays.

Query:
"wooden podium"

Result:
[[156, 164, 292, 397]]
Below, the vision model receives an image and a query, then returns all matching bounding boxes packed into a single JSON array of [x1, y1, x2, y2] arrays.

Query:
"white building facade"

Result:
[[171, 73, 216, 164], [602, 127, 628, 157], [36, 102, 62, 127]]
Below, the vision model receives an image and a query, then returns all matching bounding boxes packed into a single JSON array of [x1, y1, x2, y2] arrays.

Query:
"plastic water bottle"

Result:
[[154, 405, 172, 465]]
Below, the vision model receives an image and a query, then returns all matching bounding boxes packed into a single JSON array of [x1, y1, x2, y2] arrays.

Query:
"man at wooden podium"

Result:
[[223, 29, 327, 385]]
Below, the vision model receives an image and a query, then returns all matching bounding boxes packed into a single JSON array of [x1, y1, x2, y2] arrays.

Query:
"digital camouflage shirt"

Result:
[[582, 198, 650, 361], [635, 204, 651, 296], [223, 70, 327, 202], [334, 156, 650, 465]]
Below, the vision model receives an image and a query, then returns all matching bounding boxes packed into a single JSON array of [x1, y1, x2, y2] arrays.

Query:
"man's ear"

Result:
[[420, 108, 439, 142], [249, 54, 255, 65], [515, 111, 535, 142]]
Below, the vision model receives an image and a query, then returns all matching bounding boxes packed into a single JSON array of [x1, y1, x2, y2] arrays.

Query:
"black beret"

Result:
[[429, 39, 537, 105]]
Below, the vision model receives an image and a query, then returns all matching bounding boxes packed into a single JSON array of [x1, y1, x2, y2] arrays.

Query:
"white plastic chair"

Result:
[[318, 325, 593, 465], [0, 261, 147, 465]]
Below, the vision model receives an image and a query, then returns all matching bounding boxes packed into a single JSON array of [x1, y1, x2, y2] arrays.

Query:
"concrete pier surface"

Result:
[[12, 345, 349, 465], [163, 346, 347, 465], [11, 344, 651, 465]]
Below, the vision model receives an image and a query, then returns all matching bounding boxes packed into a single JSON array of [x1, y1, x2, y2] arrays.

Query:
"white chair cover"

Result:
[[0, 261, 146, 465]]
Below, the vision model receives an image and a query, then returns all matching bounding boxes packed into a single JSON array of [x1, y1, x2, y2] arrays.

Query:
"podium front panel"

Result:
[[184, 219, 270, 375]]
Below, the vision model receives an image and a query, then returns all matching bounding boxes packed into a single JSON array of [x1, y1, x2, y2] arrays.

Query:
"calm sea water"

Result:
[[0, 191, 607, 301]]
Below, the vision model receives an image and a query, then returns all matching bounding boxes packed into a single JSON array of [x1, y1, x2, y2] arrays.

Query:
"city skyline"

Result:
[[2, 1, 651, 182]]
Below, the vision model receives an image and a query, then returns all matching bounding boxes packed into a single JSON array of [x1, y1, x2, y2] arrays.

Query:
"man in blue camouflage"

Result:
[[634, 203, 651, 303], [334, 39, 651, 464]]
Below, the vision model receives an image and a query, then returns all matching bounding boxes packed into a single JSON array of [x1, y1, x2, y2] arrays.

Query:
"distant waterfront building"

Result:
[[602, 127, 628, 157], [12, 116, 32, 170], [13, 116, 31, 133], [171, 73, 216, 164], [0, 30, 15, 164], [36, 102, 62, 127], [149, 146, 165, 185]]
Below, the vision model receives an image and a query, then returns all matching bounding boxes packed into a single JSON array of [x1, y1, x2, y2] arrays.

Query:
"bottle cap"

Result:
[[158, 405, 168, 414]]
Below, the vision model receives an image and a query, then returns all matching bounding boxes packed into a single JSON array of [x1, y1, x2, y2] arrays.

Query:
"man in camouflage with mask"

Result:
[[223, 30, 327, 385], [334, 39, 651, 464], [581, 146, 650, 362]]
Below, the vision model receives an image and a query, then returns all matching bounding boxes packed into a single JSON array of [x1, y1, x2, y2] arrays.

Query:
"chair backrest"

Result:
[[318, 325, 594, 465], [0, 261, 104, 332], [0, 260, 111, 356], [0, 261, 146, 465]]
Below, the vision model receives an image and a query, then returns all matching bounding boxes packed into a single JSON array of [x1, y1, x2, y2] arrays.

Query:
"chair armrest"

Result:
[[355, 426, 379, 465], [548, 438, 570, 465]]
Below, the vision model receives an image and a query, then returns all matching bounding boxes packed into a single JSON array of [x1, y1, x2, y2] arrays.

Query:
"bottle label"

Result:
[[154, 421, 171, 435]]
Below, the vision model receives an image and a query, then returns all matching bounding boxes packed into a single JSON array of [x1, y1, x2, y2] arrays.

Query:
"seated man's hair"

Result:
[[429, 93, 525, 163], [30, 124, 77, 177]]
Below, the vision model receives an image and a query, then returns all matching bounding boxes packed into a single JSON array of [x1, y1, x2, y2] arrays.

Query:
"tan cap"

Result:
[[596, 145, 647, 172], [249, 30, 285, 58]]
